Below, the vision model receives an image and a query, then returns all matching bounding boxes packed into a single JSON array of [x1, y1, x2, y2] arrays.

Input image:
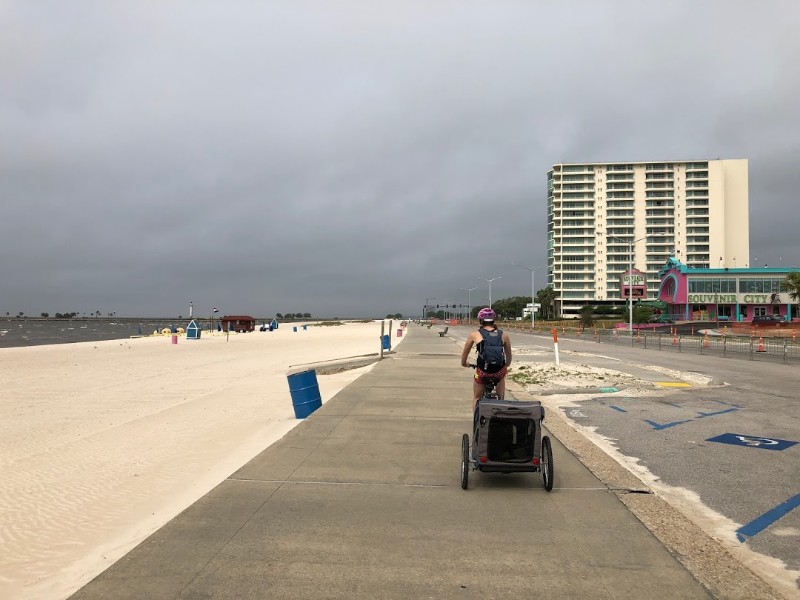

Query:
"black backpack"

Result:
[[477, 328, 505, 373]]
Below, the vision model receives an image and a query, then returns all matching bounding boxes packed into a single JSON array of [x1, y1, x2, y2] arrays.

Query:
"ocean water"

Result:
[[0, 319, 207, 349]]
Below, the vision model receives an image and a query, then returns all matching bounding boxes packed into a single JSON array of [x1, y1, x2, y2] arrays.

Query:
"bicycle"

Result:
[[461, 364, 554, 491]]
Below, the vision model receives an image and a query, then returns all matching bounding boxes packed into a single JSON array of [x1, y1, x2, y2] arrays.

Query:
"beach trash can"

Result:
[[171, 334, 178, 344], [397, 328, 403, 337], [287, 370, 322, 419], [303, 324, 307, 331], [382, 334, 390, 350], [293, 326, 298, 332]]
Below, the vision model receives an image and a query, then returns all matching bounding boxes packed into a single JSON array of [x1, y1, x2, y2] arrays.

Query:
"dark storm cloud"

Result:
[[2, 1, 799, 317]]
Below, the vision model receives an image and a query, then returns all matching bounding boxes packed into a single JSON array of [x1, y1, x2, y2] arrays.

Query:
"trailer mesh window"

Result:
[[487, 418, 535, 462]]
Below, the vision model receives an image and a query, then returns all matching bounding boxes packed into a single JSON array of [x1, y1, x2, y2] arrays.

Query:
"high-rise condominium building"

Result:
[[547, 159, 749, 317]]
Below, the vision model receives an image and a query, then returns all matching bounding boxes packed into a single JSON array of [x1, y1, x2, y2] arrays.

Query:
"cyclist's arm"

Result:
[[461, 333, 478, 367], [503, 333, 512, 366]]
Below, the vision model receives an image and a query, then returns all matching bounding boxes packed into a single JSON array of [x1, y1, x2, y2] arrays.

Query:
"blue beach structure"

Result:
[[186, 320, 201, 339]]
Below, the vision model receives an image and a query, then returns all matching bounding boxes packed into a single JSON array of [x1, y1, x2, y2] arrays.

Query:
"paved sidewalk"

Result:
[[71, 326, 713, 599]]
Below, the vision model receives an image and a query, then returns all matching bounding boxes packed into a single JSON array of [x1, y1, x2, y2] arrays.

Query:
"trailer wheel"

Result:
[[461, 434, 470, 490], [542, 436, 554, 492]]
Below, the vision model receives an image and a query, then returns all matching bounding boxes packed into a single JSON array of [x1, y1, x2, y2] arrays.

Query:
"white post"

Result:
[[461, 287, 478, 324], [628, 241, 633, 335], [552, 327, 560, 366], [483, 276, 501, 308], [531, 270, 535, 329], [512, 263, 546, 330]]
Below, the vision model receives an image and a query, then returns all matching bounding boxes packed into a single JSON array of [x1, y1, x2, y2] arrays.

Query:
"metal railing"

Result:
[[593, 329, 798, 364], [499, 321, 800, 365]]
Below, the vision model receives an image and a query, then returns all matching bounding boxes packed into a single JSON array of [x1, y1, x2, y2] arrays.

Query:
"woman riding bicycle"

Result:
[[461, 307, 512, 409]]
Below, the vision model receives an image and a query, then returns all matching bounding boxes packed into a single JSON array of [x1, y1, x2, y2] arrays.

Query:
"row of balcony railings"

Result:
[[496, 320, 800, 365], [553, 163, 708, 173]]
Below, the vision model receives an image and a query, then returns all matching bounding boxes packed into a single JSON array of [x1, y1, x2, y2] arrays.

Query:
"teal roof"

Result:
[[659, 257, 797, 278]]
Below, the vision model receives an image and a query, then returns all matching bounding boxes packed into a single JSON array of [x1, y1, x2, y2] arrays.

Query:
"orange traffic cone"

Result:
[[636, 329, 641, 343], [757, 336, 765, 352], [672, 328, 678, 346]]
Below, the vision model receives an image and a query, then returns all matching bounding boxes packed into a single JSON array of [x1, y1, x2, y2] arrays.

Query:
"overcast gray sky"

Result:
[[2, 1, 799, 318]]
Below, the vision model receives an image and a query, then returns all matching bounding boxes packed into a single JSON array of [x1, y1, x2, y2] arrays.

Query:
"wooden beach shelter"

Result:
[[186, 320, 201, 339], [220, 315, 256, 333]]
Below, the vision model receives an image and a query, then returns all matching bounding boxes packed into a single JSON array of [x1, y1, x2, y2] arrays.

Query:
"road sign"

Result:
[[707, 433, 798, 451]]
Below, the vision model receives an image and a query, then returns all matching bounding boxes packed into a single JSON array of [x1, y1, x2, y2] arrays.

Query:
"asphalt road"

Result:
[[449, 324, 800, 594]]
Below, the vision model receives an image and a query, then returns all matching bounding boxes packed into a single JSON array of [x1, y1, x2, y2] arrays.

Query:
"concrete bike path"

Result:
[[71, 325, 714, 600]]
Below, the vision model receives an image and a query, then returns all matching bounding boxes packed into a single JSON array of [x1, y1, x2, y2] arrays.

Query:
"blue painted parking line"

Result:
[[696, 407, 739, 419], [707, 433, 798, 451], [645, 418, 693, 431], [710, 399, 743, 408], [736, 494, 800, 542]]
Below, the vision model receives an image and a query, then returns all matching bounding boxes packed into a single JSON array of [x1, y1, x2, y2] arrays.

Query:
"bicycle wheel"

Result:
[[461, 433, 470, 490], [541, 435, 554, 492]]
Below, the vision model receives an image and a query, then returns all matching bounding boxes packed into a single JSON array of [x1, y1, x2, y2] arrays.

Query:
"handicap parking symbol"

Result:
[[707, 433, 798, 451]]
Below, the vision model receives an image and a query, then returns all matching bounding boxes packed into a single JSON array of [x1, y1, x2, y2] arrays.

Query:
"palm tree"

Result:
[[535, 286, 559, 321], [781, 271, 800, 318]]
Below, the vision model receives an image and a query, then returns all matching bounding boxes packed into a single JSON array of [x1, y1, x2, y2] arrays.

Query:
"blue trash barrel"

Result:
[[382, 334, 390, 350], [287, 370, 322, 418], [302, 324, 307, 331], [293, 326, 298, 332]]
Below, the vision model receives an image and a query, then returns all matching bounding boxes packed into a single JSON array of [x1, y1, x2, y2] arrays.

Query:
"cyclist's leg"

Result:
[[496, 376, 506, 400], [472, 379, 485, 410]]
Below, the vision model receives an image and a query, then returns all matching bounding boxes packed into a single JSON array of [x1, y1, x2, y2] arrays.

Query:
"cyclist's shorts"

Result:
[[474, 365, 508, 385]]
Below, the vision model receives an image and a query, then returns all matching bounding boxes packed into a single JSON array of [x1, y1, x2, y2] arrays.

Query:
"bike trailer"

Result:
[[473, 399, 544, 473]]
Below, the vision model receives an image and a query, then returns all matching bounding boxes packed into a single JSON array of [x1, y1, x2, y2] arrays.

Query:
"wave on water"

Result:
[[0, 320, 191, 349]]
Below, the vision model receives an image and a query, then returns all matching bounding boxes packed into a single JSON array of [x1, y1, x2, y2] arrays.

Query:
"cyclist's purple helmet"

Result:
[[477, 307, 496, 322]]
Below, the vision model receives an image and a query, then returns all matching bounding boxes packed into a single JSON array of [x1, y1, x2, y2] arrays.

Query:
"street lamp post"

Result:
[[609, 233, 667, 334], [482, 276, 502, 308], [460, 287, 478, 324], [512, 262, 547, 329], [425, 297, 436, 320]]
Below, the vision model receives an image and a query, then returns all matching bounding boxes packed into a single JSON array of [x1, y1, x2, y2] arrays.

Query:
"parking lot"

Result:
[[449, 324, 800, 595]]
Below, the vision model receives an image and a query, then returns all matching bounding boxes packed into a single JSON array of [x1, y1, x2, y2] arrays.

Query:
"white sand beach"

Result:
[[0, 320, 405, 600]]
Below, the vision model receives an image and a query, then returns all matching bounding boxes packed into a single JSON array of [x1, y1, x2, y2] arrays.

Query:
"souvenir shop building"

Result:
[[657, 257, 797, 322]]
